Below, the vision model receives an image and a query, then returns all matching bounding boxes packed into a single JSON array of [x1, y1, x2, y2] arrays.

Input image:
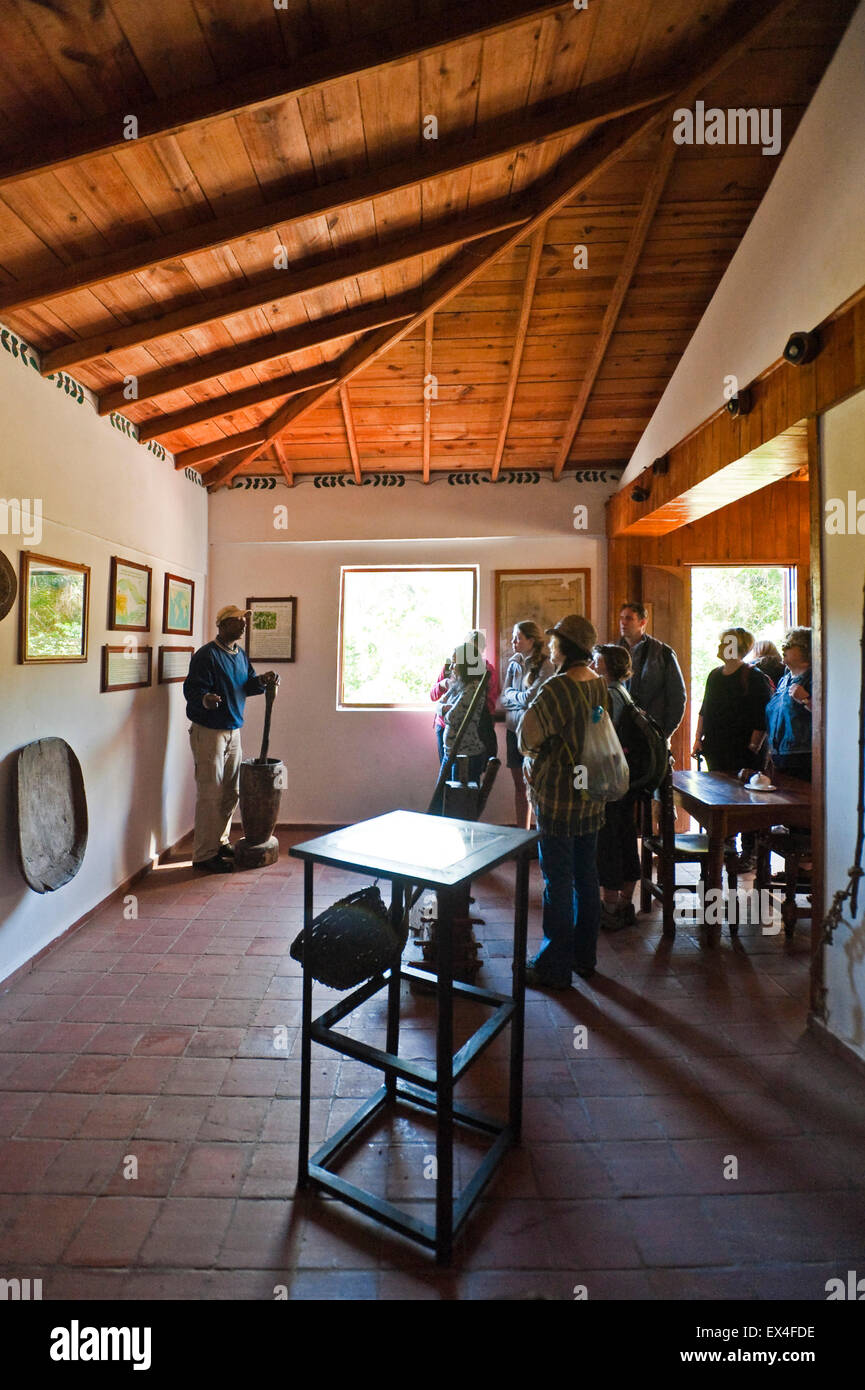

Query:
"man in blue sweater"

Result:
[[183, 605, 279, 872]]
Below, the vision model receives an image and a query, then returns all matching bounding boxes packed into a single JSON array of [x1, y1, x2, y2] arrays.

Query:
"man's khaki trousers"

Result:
[[189, 723, 242, 863]]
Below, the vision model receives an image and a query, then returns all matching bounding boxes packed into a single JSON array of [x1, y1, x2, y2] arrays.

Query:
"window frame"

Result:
[[337, 564, 479, 711]]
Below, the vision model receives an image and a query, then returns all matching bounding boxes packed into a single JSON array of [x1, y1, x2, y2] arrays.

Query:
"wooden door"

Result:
[[642, 564, 691, 776]]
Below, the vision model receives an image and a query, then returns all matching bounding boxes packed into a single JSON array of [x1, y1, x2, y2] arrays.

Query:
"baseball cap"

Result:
[[216, 605, 251, 625]]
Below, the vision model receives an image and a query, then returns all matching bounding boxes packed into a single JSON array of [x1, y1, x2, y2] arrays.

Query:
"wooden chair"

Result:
[[640, 765, 739, 936], [754, 828, 812, 938]]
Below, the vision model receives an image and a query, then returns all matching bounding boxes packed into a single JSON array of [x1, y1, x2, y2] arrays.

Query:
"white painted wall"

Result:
[[820, 393, 865, 1062], [621, 0, 865, 486], [0, 342, 207, 983], [208, 475, 612, 827]]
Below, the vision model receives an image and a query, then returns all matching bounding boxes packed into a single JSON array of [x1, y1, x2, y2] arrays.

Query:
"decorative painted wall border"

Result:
[[0, 323, 186, 477], [232, 468, 623, 490]]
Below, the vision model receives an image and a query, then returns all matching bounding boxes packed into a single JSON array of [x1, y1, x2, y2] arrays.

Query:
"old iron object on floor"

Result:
[[235, 680, 284, 869], [412, 751, 500, 987], [17, 737, 88, 892]]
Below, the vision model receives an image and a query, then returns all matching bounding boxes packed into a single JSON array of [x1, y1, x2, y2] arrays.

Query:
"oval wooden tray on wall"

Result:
[[17, 738, 88, 892]]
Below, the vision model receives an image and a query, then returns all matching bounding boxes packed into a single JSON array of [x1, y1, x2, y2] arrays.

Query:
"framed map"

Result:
[[245, 596, 296, 663], [163, 573, 195, 636], [109, 556, 151, 632], [494, 569, 591, 680]]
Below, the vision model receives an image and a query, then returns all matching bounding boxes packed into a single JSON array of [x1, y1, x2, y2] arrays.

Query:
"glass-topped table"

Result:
[[289, 809, 538, 1264]]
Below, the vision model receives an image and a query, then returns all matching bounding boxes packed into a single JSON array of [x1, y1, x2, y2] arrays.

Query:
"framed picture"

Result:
[[101, 644, 152, 692], [245, 596, 297, 663], [494, 568, 592, 680], [158, 645, 193, 684], [19, 551, 90, 663], [109, 556, 152, 632], [163, 573, 195, 635]]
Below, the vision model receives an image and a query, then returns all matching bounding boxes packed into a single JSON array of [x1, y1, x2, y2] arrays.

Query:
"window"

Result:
[[338, 566, 478, 709]]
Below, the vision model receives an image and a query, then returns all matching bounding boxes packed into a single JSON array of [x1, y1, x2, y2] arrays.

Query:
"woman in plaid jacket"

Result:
[[519, 614, 609, 989]]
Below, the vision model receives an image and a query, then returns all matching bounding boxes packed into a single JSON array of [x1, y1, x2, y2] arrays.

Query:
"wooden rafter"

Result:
[[0, 0, 568, 191], [144, 365, 337, 445], [491, 223, 546, 481], [97, 297, 417, 415], [552, 134, 678, 479], [340, 386, 362, 485], [272, 438, 294, 489], [0, 75, 670, 320], [217, 0, 798, 487], [423, 317, 435, 484], [43, 206, 530, 375], [217, 114, 653, 483]]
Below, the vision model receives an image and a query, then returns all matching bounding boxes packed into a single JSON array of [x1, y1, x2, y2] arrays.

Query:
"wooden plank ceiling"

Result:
[[0, 0, 855, 490]]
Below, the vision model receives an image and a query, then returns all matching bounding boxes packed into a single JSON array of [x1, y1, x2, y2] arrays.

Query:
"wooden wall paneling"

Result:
[[806, 416, 825, 1013]]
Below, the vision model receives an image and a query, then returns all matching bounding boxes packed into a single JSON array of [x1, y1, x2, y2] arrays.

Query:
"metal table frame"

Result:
[[289, 812, 537, 1264]]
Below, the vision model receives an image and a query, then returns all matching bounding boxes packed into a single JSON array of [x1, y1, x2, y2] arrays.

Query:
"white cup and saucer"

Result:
[[747, 771, 776, 792]]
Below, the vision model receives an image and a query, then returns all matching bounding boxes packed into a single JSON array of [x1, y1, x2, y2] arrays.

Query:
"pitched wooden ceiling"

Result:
[[0, 0, 855, 489]]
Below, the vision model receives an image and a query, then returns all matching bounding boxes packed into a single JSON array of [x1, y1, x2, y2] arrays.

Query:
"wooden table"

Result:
[[672, 770, 812, 896], [289, 810, 537, 1264]]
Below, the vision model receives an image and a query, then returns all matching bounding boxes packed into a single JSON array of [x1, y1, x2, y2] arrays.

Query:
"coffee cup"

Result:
[[748, 772, 771, 788]]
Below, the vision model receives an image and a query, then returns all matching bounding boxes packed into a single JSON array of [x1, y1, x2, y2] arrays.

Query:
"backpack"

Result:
[[615, 687, 671, 794]]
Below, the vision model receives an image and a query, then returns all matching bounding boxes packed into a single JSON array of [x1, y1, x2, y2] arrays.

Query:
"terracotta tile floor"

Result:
[[1, 828, 864, 1302]]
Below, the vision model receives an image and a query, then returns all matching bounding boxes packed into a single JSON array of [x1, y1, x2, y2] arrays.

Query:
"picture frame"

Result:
[[245, 596, 297, 663], [163, 573, 195, 636], [494, 568, 592, 680], [19, 551, 90, 664], [158, 645, 193, 684], [109, 556, 152, 632], [101, 644, 152, 692]]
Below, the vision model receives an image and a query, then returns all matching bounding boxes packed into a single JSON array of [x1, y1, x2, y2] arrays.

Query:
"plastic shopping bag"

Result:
[[580, 704, 630, 802]]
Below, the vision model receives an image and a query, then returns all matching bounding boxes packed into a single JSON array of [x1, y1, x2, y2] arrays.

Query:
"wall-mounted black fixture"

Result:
[[652, 454, 669, 476], [783, 329, 821, 366], [725, 386, 753, 417], [630, 485, 651, 503]]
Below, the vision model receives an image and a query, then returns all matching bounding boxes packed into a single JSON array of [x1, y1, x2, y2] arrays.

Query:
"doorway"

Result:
[[689, 565, 797, 753]]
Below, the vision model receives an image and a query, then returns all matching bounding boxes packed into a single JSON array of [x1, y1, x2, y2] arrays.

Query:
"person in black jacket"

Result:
[[692, 626, 771, 774], [617, 602, 687, 739]]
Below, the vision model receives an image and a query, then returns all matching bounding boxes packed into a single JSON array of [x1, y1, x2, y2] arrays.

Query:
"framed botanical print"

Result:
[[109, 556, 152, 632], [158, 645, 193, 684], [19, 551, 90, 663], [245, 596, 297, 663], [494, 568, 591, 680], [101, 644, 152, 692], [162, 573, 195, 636]]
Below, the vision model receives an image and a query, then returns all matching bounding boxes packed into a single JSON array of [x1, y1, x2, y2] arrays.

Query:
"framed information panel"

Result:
[[245, 596, 296, 663], [158, 645, 193, 684], [101, 644, 152, 692]]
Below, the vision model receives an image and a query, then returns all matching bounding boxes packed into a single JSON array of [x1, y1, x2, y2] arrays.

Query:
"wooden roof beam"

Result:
[[97, 297, 417, 415], [139, 364, 337, 443], [0, 75, 669, 319], [215, 0, 803, 486], [340, 385, 362, 485], [552, 135, 676, 479], [491, 223, 545, 481], [0, 0, 570, 192], [272, 438, 294, 489], [42, 206, 529, 374]]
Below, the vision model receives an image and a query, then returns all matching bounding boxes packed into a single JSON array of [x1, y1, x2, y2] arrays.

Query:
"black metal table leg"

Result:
[[385, 879, 404, 1102], [510, 851, 529, 1140], [435, 885, 455, 1265], [298, 858, 314, 1188]]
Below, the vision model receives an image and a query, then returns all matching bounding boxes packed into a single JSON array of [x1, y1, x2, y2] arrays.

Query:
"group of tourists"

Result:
[[431, 604, 813, 991]]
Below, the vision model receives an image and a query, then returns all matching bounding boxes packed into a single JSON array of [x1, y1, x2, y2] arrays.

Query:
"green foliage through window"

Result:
[[340, 568, 477, 707]]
